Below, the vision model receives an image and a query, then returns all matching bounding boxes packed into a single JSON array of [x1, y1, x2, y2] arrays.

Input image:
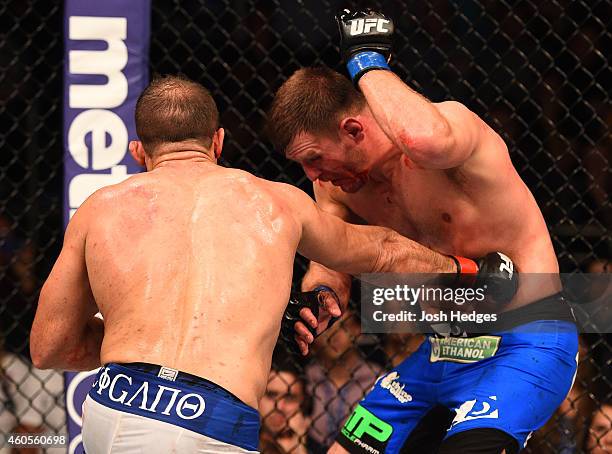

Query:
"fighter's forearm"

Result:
[[359, 70, 452, 161], [375, 228, 456, 274], [35, 316, 104, 371], [301, 261, 352, 311], [66, 316, 104, 371]]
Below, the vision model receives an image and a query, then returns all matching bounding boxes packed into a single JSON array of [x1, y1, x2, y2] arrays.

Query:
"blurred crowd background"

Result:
[[0, 1, 610, 452]]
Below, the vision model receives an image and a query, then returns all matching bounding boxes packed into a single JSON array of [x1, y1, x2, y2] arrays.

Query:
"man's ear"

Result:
[[339, 118, 364, 143], [129, 140, 146, 166], [212, 128, 225, 159]]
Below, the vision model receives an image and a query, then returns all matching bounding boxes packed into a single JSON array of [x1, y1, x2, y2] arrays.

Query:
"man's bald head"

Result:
[[135, 75, 219, 155]]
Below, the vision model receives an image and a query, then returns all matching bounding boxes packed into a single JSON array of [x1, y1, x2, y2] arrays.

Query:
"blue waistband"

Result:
[[88, 363, 260, 451]]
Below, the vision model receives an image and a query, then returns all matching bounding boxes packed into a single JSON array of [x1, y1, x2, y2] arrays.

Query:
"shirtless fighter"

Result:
[[266, 9, 579, 454], [28, 75, 503, 453]]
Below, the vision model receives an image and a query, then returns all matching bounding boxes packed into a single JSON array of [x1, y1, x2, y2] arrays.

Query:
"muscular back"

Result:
[[84, 165, 300, 407]]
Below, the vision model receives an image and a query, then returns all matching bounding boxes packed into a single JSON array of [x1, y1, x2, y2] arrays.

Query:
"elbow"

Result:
[[31, 340, 83, 370], [30, 340, 54, 370], [397, 122, 454, 168], [30, 313, 53, 369], [31, 356, 52, 370], [30, 326, 66, 370]]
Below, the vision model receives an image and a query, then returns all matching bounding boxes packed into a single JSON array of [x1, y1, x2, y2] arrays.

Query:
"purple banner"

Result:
[[63, 0, 150, 452]]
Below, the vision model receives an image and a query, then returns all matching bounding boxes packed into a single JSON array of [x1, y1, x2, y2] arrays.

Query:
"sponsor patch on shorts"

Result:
[[429, 335, 501, 363], [158, 366, 178, 381], [378, 372, 412, 403], [451, 396, 499, 427], [340, 404, 393, 453]]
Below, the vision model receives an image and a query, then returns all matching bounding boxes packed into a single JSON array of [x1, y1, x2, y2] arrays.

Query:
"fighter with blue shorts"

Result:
[[266, 7, 580, 453], [337, 296, 578, 453]]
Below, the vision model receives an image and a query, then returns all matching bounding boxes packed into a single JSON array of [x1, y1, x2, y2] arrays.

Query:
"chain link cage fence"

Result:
[[1, 0, 610, 452]]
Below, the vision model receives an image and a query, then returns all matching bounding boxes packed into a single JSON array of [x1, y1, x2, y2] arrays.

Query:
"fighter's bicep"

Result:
[[435, 101, 488, 167], [278, 182, 373, 272], [297, 198, 346, 264], [42, 239, 93, 310], [443, 104, 514, 184], [298, 205, 385, 275]]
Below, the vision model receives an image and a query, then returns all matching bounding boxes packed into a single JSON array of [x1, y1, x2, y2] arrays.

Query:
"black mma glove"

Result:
[[429, 252, 518, 338], [335, 8, 394, 84], [280, 286, 340, 353], [450, 252, 518, 304]]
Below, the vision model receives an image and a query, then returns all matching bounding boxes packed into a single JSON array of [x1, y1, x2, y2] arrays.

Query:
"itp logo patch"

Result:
[[341, 404, 393, 453]]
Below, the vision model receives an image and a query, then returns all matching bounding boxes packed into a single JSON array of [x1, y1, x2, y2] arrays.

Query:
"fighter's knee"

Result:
[[328, 441, 350, 454]]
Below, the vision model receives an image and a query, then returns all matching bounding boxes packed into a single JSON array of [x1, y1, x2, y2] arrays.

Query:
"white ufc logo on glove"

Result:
[[350, 18, 390, 35]]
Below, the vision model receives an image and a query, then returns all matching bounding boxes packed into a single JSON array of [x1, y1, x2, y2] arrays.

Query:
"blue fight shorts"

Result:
[[85, 363, 260, 452], [337, 315, 578, 453]]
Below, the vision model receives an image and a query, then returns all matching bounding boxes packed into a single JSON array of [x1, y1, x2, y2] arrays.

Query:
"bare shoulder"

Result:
[[82, 173, 150, 206], [196, 166, 269, 190], [437, 101, 507, 149], [213, 169, 315, 218], [435, 100, 486, 127], [242, 178, 317, 238], [72, 173, 154, 223], [436, 101, 511, 170], [435, 100, 474, 116], [258, 178, 314, 210]]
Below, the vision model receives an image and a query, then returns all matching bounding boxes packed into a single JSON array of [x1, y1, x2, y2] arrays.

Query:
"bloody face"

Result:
[[286, 132, 370, 193]]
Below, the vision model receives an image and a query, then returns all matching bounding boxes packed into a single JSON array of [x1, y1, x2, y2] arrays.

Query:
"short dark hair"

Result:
[[135, 74, 219, 154], [265, 67, 366, 153]]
